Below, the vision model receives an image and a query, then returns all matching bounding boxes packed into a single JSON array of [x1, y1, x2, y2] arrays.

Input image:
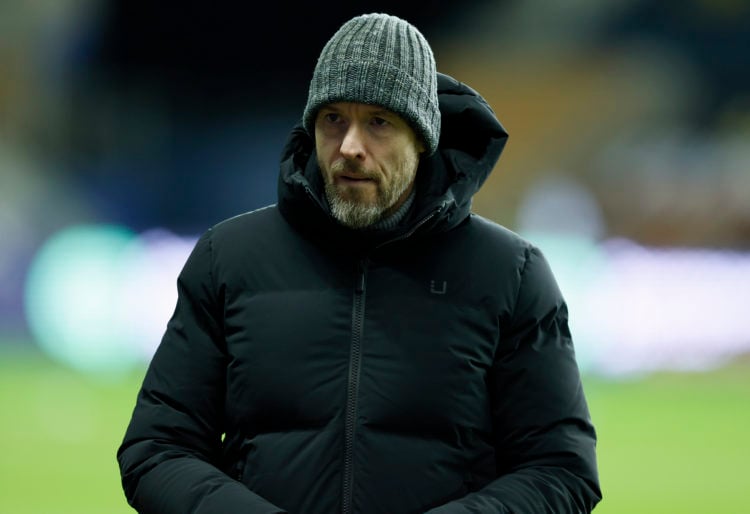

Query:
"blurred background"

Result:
[[1, 0, 749, 512]]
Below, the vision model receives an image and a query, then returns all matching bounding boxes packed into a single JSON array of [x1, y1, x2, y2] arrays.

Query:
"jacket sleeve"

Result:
[[117, 229, 286, 514], [427, 245, 602, 514]]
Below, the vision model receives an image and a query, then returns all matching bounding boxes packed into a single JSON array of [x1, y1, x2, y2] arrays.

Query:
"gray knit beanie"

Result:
[[303, 13, 441, 155]]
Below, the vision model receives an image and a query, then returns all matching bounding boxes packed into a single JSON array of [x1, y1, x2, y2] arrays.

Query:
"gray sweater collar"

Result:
[[369, 188, 416, 231]]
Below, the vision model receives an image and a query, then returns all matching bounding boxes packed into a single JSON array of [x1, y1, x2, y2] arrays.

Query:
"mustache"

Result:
[[331, 160, 379, 180]]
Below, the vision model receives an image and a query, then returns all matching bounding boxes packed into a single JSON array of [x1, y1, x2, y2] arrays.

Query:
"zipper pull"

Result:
[[355, 259, 367, 293]]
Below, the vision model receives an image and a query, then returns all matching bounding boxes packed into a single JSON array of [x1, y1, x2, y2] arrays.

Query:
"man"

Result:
[[117, 12, 601, 514]]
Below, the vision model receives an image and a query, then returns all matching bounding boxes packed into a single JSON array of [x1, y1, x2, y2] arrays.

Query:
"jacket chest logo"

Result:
[[429, 280, 447, 295]]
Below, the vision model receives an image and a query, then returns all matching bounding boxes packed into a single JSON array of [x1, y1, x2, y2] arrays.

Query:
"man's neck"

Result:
[[369, 187, 416, 231]]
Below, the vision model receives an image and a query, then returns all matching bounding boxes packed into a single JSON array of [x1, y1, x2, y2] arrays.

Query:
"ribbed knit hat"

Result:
[[303, 13, 441, 155]]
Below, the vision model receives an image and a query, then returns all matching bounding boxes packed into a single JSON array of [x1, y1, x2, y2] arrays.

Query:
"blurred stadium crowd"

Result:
[[2, 0, 749, 377]]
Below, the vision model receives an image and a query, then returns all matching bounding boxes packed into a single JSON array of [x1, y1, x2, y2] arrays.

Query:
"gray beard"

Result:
[[320, 154, 418, 229], [325, 183, 385, 229]]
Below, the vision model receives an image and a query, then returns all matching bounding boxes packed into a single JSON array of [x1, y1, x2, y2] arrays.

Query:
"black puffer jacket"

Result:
[[118, 73, 601, 514]]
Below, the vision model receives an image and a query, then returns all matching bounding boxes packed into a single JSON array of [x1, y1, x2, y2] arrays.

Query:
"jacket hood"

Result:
[[277, 72, 508, 247]]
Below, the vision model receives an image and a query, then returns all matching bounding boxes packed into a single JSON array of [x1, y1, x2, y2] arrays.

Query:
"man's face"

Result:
[[315, 102, 425, 229]]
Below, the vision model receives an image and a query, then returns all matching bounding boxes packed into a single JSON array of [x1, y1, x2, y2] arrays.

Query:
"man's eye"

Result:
[[371, 117, 389, 127], [324, 113, 340, 123]]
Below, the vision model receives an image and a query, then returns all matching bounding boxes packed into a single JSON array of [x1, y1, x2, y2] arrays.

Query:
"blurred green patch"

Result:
[[0, 346, 144, 514], [1, 345, 748, 513], [584, 360, 750, 514]]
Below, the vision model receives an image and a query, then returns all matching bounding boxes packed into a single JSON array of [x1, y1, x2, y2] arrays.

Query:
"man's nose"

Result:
[[340, 125, 366, 160]]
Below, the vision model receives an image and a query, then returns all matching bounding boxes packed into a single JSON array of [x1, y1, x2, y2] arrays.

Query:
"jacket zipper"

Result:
[[301, 187, 445, 512], [342, 258, 367, 514]]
